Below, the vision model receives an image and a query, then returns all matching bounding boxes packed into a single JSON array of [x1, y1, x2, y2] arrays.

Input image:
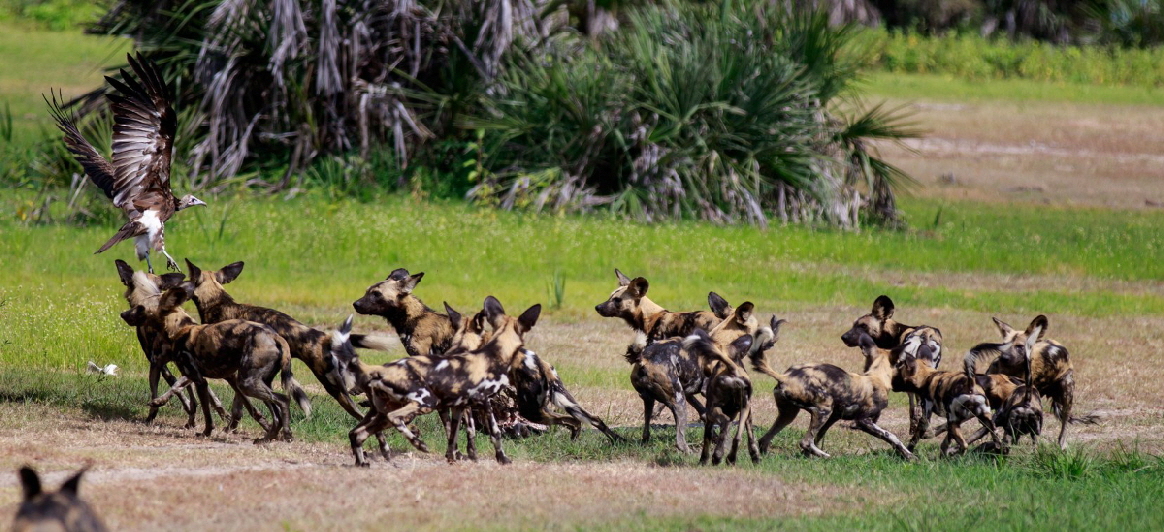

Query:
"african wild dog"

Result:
[[14, 466, 107, 532], [353, 268, 456, 357], [629, 301, 767, 452], [114, 259, 212, 426], [841, 295, 943, 446], [962, 329, 1045, 447], [891, 341, 1004, 456], [121, 287, 309, 442], [983, 315, 1091, 449], [595, 269, 732, 353], [333, 297, 541, 466], [751, 323, 915, 459], [684, 330, 762, 465], [181, 260, 391, 427]]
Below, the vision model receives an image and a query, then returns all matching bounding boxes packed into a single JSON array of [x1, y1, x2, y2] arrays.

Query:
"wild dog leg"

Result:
[[320, 376, 391, 452], [799, 407, 833, 458], [350, 411, 392, 467], [698, 409, 721, 465], [854, 417, 914, 459], [385, 402, 432, 453], [758, 401, 800, 455], [445, 406, 466, 463], [463, 409, 478, 461], [226, 392, 273, 434], [711, 411, 733, 466], [685, 392, 707, 418], [484, 405, 511, 465], [1054, 374, 1075, 450], [193, 379, 215, 438], [814, 410, 842, 446], [640, 395, 655, 445], [671, 383, 691, 453], [743, 406, 761, 464], [145, 362, 166, 423]]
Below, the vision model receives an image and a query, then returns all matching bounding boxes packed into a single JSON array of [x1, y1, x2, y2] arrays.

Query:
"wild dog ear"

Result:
[[115, 259, 135, 286], [993, 317, 1015, 338], [708, 292, 731, 318], [517, 304, 542, 334], [216, 262, 244, 284], [1026, 315, 1048, 341], [615, 269, 632, 287], [730, 334, 753, 357], [627, 277, 649, 299], [1025, 326, 1042, 355], [734, 302, 755, 323], [401, 273, 424, 295], [387, 268, 411, 281], [120, 305, 147, 326], [444, 302, 463, 330], [60, 466, 88, 497], [872, 295, 895, 320], [159, 287, 189, 309], [158, 273, 186, 291], [19, 467, 41, 500], [484, 296, 506, 329], [185, 259, 202, 281]]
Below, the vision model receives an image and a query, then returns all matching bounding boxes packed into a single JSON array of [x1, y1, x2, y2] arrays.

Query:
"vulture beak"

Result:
[[190, 197, 207, 208]]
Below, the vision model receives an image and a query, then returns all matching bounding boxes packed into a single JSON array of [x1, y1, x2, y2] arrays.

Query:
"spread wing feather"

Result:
[[44, 91, 117, 200], [107, 53, 176, 209]]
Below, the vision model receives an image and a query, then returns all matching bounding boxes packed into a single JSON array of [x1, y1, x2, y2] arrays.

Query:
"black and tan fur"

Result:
[[114, 259, 209, 426], [752, 326, 915, 459], [891, 342, 1004, 456], [685, 330, 762, 465], [121, 288, 307, 442], [13, 466, 107, 532], [595, 269, 731, 354], [983, 315, 1088, 449], [182, 260, 388, 424], [962, 329, 1045, 446], [629, 302, 766, 452], [353, 269, 456, 357], [334, 296, 541, 466], [841, 295, 944, 446]]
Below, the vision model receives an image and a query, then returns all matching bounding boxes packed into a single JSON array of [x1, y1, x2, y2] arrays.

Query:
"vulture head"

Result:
[[176, 195, 207, 211]]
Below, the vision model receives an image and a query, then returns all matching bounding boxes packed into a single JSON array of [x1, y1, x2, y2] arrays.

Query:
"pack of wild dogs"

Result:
[[93, 260, 1097, 468]]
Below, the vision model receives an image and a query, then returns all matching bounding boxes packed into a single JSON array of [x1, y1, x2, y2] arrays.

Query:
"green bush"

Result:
[[866, 28, 1164, 87], [0, 0, 100, 30]]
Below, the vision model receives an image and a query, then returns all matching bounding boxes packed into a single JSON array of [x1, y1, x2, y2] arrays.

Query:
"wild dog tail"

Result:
[[623, 331, 648, 364], [747, 339, 784, 384], [548, 378, 624, 442], [349, 333, 396, 351], [1021, 325, 1041, 402], [683, 329, 747, 375], [278, 336, 312, 418], [963, 341, 1012, 379], [1069, 413, 1100, 425]]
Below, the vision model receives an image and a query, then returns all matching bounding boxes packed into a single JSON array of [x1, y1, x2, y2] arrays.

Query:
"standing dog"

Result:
[[122, 288, 308, 442], [629, 302, 767, 452], [13, 466, 106, 532], [685, 331, 762, 465], [984, 315, 1087, 449], [595, 269, 731, 352], [334, 297, 541, 466], [752, 326, 914, 459]]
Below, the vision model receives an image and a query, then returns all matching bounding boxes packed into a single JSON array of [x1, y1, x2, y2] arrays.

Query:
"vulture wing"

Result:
[[44, 91, 117, 201], [106, 53, 176, 209]]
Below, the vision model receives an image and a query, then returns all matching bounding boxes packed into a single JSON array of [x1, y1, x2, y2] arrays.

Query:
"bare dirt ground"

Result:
[[5, 96, 1164, 530], [875, 99, 1164, 209]]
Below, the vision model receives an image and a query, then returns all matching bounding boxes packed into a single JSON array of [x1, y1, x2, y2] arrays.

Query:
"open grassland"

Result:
[[4, 24, 1164, 532]]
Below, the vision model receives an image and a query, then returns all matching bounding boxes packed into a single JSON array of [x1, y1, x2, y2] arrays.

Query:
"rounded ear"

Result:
[[708, 292, 731, 318], [60, 466, 88, 497], [217, 262, 245, 284], [517, 304, 542, 333], [158, 273, 186, 291], [402, 273, 424, 294], [692, 328, 712, 342], [735, 302, 755, 323], [115, 259, 135, 286], [484, 296, 506, 328], [444, 302, 463, 330], [159, 287, 189, 309], [19, 466, 42, 501], [615, 269, 632, 287], [387, 268, 411, 281], [627, 277, 649, 299], [992, 317, 1015, 338], [872, 295, 895, 320], [1026, 315, 1049, 341], [730, 334, 753, 356], [185, 259, 201, 281]]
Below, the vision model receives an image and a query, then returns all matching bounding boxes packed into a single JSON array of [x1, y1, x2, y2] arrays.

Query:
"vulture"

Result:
[[46, 53, 204, 273]]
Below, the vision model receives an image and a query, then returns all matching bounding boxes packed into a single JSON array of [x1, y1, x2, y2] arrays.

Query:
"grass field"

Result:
[[3, 24, 1164, 532]]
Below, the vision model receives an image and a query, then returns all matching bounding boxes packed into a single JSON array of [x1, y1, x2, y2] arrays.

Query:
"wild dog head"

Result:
[[115, 259, 184, 309], [842, 295, 910, 349], [483, 296, 541, 345], [708, 301, 759, 343], [594, 269, 731, 324], [182, 259, 244, 305], [13, 466, 107, 532], [445, 302, 490, 352], [897, 326, 943, 368], [991, 315, 1050, 346], [352, 269, 424, 316]]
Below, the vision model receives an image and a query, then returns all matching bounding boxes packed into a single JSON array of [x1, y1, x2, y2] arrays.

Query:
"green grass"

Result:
[[864, 70, 1164, 106]]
